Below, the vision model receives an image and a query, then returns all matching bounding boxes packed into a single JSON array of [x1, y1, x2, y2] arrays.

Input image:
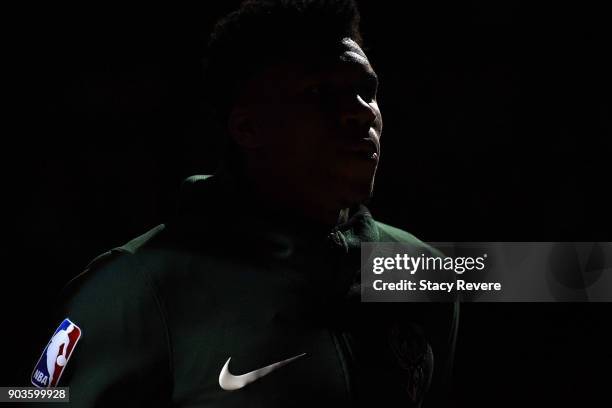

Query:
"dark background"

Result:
[[3, 1, 611, 407]]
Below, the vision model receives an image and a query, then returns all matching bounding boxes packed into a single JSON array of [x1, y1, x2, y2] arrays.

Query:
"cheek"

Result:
[[270, 107, 330, 155], [372, 102, 383, 135]]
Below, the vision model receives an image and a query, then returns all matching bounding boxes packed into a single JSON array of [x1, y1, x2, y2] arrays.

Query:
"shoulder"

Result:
[[45, 225, 173, 400], [118, 223, 167, 254], [62, 224, 166, 293], [60, 224, 169, 313], [55, 224, 173, 355]]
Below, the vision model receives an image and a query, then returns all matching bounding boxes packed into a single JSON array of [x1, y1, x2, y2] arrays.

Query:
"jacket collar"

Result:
[[174, 172, 380, 255], [171, 173, 378, 299]]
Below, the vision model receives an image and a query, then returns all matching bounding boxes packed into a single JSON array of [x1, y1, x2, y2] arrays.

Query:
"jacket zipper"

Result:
[[330, 329, 357, 404]]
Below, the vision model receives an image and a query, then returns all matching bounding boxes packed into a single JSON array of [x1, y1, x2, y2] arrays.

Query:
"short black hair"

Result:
[[204, 0, 363, 126]]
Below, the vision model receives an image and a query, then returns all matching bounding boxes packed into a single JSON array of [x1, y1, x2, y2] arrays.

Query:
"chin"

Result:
[[338, 180, 375, 208]]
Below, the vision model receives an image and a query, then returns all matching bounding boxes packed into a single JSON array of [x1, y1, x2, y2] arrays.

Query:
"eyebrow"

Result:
[[298, 45, 379, 85], [337, 55, 379, 85], [341, 38, 366, 57]]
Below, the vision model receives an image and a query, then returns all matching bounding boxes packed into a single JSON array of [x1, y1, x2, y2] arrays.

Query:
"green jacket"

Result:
[[30, 174, 458, 407]]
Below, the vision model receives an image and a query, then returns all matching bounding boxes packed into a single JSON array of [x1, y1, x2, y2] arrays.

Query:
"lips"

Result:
[[344, 138, 379, 160]]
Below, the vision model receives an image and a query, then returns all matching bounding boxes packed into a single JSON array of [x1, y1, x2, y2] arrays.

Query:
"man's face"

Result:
[[234, 38, 382, 214]]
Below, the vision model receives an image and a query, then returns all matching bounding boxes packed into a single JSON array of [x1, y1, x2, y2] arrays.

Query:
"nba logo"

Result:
[[31, 318, 82, 388]]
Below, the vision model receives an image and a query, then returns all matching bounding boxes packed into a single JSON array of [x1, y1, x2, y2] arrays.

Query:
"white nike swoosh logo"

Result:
[[218, 353, 307, 391]]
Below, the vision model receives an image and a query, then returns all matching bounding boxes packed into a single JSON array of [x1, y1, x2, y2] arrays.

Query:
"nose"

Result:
[[339, 94, 377, 130]]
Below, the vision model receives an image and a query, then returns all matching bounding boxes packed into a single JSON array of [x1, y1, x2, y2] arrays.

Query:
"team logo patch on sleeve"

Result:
[[31, 318, 82, 388]]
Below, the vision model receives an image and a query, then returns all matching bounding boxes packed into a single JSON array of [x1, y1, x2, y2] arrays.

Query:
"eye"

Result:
[[304, 83, 325, 98], [360, 77, 378, 101], [307, 85, 321, 96]]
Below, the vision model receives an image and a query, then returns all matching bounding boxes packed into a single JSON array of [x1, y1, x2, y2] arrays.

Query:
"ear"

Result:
[[228, 106, 264, 149]]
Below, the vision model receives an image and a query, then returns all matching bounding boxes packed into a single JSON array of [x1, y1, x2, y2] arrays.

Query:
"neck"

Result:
[[249, 181, 350, 232], [225, 165, 351, 232]]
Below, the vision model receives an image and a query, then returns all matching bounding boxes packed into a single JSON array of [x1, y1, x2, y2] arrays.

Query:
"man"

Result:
[[30, 1, 458, 406]]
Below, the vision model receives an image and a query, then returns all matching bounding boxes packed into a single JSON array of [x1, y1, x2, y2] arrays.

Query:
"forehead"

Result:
[[243, 38, 376, 96], [295, 37, 376, 79], [338, 38, 371, 67]]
